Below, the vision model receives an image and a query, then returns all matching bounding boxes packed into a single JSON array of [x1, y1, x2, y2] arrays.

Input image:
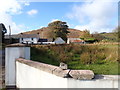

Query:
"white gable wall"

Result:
[[54, 37, 65, 44], [20, 38, 38, 44]]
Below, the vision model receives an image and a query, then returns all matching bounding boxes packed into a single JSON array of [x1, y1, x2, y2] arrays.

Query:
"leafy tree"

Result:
[[80, 30, 92, 39], [48, 20, 69, 42], [0, 23, 7, 43]]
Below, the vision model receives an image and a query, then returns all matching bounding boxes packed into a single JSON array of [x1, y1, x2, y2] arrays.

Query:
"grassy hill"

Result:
[[100, 32, 118, 42], [92, 32, 118, 42], [20, 27, 118, 42], [20, 27, 84, 39]]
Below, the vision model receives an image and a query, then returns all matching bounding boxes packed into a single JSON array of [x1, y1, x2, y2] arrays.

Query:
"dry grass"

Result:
[[31, 43, 119, 74]]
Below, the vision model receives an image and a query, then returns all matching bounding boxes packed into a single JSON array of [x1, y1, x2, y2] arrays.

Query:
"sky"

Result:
[[0, 0, 119, 34]]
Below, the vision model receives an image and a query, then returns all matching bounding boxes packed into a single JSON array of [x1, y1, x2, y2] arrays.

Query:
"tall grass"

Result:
[[31, 44, 119, 74]]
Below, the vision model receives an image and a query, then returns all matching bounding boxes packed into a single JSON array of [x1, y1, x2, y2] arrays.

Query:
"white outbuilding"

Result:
[[54, 37, 65, 44]]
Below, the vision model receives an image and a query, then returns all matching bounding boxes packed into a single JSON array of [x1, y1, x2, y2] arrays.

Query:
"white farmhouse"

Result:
[[19, 33, 40, 44], [54, 37, 65, 44]]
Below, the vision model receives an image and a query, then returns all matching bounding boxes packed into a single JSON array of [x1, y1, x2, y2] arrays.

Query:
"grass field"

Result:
[[31, 43, 119, 75]]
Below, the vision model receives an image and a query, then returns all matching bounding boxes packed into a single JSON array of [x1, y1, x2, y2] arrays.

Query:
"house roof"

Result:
[[54, 37, 65, 43], [68, 38, 84, 42], [20, 34, 40, 38], [54, 37, 64, 41], [5, 34, 40, 39], [73, 40, 84, 42]]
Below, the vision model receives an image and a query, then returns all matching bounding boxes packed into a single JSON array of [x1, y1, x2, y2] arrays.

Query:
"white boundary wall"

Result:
[[16, 62, 68, 88], [5, 44, 30, 86], [16, 59, 119, 88]]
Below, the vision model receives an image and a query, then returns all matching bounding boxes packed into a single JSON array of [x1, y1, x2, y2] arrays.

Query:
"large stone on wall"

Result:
[[59, 62, 68, 70], [52, 67, 70, 78], [69, 70, 94, 80]]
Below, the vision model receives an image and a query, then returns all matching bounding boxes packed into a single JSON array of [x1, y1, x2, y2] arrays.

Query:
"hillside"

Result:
[[21, 27, 84, 39], [20, 27, 118, 42], [100, 33, 118, 42]]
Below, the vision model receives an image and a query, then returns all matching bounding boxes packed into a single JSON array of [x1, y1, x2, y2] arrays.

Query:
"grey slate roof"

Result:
[[5, 34, 40, 39], [19, 34, 40, 38]]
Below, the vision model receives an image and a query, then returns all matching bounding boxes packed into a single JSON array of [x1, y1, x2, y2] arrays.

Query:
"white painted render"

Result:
[[40, 42, 55, 44], [5, 47, 30, 86], [20, 38, 38, 44], [54, 37, 65, 44], [67, 78, 118, 88], [16, 61, 118, 88], [16, 62, 68, 88]]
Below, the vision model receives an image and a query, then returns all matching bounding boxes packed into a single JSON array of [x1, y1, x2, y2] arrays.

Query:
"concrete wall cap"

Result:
[[16, 58, 70, 78], [16, 58, 95, 80]]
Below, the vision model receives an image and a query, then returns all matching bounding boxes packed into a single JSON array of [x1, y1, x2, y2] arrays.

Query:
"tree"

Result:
[[80, 29, 91, 39], [0, 23, 7, 43], [48, 20, 69, 42]]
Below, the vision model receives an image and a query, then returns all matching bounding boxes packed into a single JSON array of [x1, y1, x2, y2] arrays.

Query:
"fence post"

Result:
[[5, 43, 30, 88]]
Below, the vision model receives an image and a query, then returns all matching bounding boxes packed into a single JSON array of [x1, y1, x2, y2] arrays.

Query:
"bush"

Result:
[[80, 52, 91, 64], [58, 53, 71, 63], [31, 44, 119, 75], [31, 44, 118, 65], [71, 45, 81, 54], [79, 45, 107, 64]]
